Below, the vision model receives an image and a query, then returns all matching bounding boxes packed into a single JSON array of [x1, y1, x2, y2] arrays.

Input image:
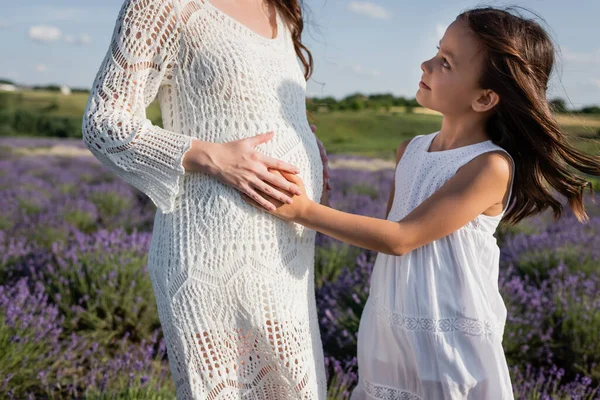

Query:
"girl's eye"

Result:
[[436, 46, 451, 69]]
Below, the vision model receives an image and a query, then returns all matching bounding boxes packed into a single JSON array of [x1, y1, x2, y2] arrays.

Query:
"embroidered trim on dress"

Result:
[[373, 297, 505, 336], [362, 378, 423, 400]]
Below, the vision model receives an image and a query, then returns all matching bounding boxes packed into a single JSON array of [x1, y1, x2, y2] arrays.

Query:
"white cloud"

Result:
[[36, 64, 48, 72], [78, 34, 92, 45], [591, 79, 600, 90], [65, 34, 92, 45], [348, 2, 391, 20], [563, 48, 600, 66], [29, 25, 62, 43], [350, 64, 381, 77], [29, 26, 91, 46]]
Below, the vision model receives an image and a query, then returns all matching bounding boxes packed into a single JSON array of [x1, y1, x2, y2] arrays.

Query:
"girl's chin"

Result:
[[415, 92, 428, 107]]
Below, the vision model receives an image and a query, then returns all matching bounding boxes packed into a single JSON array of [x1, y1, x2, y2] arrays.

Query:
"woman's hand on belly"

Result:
[[193, 131, 304, 212]]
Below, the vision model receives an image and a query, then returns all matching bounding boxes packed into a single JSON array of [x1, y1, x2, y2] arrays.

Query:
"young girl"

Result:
[[242, 6, 600, 400]]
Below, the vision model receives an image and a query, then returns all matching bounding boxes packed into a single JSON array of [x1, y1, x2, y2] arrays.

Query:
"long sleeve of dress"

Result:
[[82, 0, 193, 214]]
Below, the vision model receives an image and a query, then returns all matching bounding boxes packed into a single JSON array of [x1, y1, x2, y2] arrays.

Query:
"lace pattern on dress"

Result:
[[373, 297, 505, 337], [362, 378, 423, 400]]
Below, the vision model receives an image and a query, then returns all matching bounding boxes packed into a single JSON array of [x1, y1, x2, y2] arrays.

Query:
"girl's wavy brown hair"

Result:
[[458, 6, 600, 225], [270, 0, 313, 80]]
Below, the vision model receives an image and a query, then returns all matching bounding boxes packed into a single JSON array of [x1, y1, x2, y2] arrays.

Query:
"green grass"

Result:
[[3, 90, 599, 159], [309, 110, 443, 158], [309, 110, 600, 158]]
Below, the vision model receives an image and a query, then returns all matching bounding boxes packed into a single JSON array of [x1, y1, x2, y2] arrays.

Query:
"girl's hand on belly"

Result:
[[241, 169, 312, 221]]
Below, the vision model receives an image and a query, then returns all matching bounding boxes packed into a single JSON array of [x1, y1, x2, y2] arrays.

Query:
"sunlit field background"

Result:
[[1, 88, 599, 399]]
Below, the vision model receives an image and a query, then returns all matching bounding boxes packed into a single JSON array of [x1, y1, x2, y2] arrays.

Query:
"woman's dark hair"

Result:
[[270, 0, 313, 80], [457, 6, 600, 224]]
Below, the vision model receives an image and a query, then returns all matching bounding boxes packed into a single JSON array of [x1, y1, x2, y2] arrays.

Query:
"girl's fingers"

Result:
[[261, 155, 300, 174], [280, 171, 300, 184], [251, 179, 292, 205], [242, 193, 270, 212], [260, 169, 302, 196], [242, 186, 277, 212]]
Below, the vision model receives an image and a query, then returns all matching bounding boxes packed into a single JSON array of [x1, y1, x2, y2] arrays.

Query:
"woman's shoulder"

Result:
[[120, 0, 180, 10], [117, 0, 183, 23]]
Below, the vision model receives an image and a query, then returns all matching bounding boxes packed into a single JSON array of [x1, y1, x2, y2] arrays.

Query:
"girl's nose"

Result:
[[421, 60, 430, 74]]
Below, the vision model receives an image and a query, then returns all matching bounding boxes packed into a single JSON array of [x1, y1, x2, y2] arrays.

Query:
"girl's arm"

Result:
[[244, 150, 512, 256]]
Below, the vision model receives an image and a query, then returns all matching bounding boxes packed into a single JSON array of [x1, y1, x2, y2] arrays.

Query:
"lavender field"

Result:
[[1, 138, 600, 399]]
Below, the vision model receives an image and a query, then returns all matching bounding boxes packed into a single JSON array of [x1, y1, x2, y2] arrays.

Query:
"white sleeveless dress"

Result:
[[350, 131, 515, 400], [82, 0, 326, 398]]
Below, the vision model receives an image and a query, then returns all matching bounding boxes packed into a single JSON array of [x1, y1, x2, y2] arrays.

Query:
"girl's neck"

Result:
[[435, 114, 490, 151]]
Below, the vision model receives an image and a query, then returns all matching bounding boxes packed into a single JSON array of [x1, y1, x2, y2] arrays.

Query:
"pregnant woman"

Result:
[[82, 0, 330, 398]]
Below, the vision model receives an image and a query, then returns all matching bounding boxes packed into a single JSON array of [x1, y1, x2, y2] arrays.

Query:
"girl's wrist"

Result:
[[295, 199, 316, 224]]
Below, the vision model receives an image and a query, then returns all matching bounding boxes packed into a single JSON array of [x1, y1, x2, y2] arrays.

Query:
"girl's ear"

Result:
[[472, 89, 500, 113]]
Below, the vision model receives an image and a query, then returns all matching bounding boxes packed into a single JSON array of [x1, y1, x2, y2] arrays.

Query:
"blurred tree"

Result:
[[549, 98, 567, 113]]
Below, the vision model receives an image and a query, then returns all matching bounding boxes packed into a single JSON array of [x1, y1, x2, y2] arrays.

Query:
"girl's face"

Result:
[[416, 18, 488, 115]]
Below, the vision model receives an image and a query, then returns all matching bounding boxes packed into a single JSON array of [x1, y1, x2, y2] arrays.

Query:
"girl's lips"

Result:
[[419, 81, 431, 90]]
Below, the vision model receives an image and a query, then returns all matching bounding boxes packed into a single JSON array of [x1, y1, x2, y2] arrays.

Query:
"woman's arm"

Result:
[[244, 151, 512, 256], [82, 0, 303, 213], [82, 0, 192, 214]]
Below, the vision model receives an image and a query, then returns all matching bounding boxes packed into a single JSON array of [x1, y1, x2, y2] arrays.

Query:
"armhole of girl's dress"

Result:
[[501, 150, 516, 214], [475, 148, 515, 219], [395, 135, 419, 174]]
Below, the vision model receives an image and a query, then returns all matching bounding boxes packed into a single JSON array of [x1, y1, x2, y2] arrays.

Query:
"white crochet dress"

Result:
[[82, 0, 326, 398], [350, 132, 515, 400]]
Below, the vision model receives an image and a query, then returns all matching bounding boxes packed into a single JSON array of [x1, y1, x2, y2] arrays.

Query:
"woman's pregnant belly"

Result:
[[183, 121, 323, 244]]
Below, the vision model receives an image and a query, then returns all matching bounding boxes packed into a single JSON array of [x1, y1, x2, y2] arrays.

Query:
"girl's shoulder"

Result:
[[399, 132, 436, 155], [394, 132, 435, 166]]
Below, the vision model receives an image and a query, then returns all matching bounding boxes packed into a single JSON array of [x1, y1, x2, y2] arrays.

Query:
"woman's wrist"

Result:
[[183, 139, 220, 174]]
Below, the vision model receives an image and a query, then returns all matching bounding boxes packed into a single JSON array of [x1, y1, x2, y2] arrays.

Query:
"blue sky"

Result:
[[1, 0, 598, 107]]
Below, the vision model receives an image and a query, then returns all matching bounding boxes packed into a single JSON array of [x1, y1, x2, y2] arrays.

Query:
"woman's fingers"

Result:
[[261, 155, 300, 174], [248, 131, 275, 147]]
